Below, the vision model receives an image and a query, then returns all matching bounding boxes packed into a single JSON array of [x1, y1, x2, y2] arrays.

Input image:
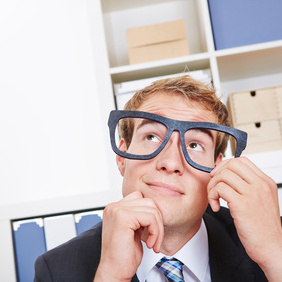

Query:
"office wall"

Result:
[[0, 0, 122, 207], [0, 1, 122, 279]]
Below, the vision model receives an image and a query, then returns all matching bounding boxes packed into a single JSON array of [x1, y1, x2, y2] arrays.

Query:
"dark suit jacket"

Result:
[[34, 206, 268, 282]]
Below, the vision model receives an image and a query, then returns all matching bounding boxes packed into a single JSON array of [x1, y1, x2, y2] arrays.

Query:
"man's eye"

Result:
[[188, 142, 203, 151], [145, 134, 159, 142]]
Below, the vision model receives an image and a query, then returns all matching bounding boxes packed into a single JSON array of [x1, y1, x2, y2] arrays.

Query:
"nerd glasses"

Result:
[[108, 110, 247, 173]]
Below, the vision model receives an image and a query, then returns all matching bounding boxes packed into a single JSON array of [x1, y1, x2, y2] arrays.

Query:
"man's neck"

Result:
[[144, 220, 202, 256]]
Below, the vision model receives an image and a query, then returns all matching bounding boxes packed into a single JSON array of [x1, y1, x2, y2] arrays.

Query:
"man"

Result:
[[34, 75, 282, 281]]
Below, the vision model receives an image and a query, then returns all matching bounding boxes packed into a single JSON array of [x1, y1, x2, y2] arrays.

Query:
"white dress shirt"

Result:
[[136, 219, 211, 282]]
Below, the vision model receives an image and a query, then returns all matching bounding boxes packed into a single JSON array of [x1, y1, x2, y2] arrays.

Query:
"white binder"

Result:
[[114, 69, 211, 110], [44, 214, 77, 251]]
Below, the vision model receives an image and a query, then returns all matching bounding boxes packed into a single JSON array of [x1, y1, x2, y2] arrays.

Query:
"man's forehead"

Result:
[[136, 92, 218, 124]]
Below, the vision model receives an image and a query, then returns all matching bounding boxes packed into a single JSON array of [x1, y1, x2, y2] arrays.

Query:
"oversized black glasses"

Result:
[[108, 110, 248, 173]]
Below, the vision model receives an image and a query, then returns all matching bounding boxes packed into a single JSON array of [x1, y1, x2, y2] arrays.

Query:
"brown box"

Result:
[[237, 120, 282, 155], [227, 85, 282, 154], [228, 87, 278, 126], [126, 19, 190, 64]]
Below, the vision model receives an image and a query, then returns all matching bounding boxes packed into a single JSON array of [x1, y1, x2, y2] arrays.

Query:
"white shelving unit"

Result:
[[100, 0, 282, 184]]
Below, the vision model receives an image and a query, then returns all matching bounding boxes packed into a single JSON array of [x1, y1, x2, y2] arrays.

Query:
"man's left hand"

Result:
[[207, 156, 282, 281]]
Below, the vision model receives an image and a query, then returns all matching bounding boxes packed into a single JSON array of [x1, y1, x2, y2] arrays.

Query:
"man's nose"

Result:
[[156, 131, 185, 174]]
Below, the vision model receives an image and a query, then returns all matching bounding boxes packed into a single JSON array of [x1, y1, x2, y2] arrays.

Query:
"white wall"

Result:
[[1, 0, 111, 206], [0, 0, 122, 280]]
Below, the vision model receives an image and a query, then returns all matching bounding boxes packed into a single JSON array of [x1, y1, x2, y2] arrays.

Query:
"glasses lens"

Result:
[[115, 117, 168, 156], [184, 129, 236, 169]]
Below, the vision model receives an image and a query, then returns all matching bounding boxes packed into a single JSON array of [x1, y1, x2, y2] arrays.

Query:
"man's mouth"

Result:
[[146, 181, 184, 197]]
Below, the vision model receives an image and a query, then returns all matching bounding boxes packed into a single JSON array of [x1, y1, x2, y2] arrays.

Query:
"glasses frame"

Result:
[[108, 110, 248, 173]]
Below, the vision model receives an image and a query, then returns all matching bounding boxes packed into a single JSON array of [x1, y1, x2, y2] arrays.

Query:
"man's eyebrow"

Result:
[[135, 118, 161, 130], [190, 128, 215, 140]]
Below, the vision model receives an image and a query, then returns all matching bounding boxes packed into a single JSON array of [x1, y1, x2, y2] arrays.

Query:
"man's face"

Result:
[[116, 91, 222, 234]]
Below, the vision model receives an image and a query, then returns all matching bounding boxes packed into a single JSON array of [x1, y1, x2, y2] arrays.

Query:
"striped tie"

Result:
[[156, 257, 185, 282]]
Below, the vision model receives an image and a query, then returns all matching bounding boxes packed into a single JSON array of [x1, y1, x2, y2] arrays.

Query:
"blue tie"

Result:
[[156, 257, 185, 282]]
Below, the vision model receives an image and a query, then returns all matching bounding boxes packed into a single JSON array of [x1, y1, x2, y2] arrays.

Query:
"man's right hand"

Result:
[[93, 191, 164, 282]]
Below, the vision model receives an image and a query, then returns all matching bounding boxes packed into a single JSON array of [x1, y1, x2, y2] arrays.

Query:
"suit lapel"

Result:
[[131, 274, 139, 282], [203, 210, 254, 282]]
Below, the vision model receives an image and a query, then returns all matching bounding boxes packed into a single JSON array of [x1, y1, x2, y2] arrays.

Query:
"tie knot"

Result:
[[156, 257, 184, 282]]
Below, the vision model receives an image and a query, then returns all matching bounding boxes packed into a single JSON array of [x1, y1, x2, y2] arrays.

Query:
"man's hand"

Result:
[[94, 191, 164, 282], [207, 156, 282, 281]]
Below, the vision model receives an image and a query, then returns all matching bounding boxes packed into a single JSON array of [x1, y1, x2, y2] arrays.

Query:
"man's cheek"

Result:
[[122, 176, 137, 197]]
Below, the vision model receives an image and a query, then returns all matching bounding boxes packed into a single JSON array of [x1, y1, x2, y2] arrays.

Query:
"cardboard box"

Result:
[[126, 20, 190, 64], [208, 0, 282, 50], [237, 120, 282, 155], [228, 87, 279, 126]]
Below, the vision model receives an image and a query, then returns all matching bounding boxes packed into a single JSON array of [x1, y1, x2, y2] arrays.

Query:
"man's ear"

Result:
[[215, 153, 223, 166], [116, 138, 127, 176]]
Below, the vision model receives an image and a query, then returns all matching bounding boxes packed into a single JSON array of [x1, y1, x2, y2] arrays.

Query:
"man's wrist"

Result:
[[257, 240, 282, 282]]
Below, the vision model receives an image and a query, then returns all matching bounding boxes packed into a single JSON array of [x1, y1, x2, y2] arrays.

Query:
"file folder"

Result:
[[75, 210, 103, 235], [13, 219, 46, 282]]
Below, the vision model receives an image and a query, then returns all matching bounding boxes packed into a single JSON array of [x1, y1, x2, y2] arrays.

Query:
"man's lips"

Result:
[[146, 181, 184, 197]]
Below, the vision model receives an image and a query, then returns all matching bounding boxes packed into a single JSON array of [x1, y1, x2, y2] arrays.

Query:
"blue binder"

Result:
[[13, 219, 46, 282], [75, 210, 103, 235], [208, 0, 282, 50]]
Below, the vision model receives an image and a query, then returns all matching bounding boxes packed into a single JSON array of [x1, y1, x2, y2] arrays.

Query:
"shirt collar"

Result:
[[137, 219, 209, 281]]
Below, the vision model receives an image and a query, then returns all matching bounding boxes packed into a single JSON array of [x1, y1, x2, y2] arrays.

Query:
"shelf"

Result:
[[215, 39, 282, 58], [110, 52, 210, 83]]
